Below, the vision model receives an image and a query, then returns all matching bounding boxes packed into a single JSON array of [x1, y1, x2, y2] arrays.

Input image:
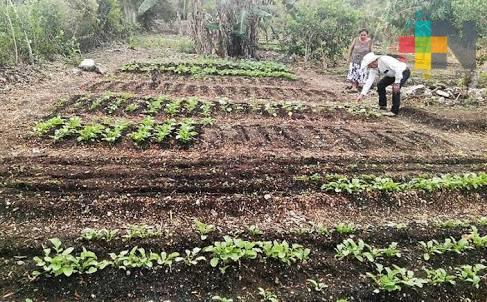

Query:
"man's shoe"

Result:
[[379, 106, 387, 111], [382, 111, 397, 117]]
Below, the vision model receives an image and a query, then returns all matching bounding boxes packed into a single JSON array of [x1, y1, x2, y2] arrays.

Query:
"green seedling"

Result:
[[456, 264, 486, 288], [102, 121, 130, 143], [146, 96, 167, 114], [247, 225, 263, 236], [424, 268, 456, 285], [80, 228, 119, 242], [77, 123, 105, 142], [257, 288, 279, 302], [204, 236, 260, 269], [335, 223, 355, 235], [51, 117, 82, 141], [180, 247, 206, 266], [201, 116, 215, 126], [307, 279, 327, 292], [184, 97, 199, 113], [176, 119, 198, 144], [200, 102, 214, 116], [130, 116, 154, 145], [193, 219, 215, 240], [259, 240, 310, 265], [109, 247, 153, 269], [335, 238, 375, 262], [122, 224, 162, 240], [125, 103, 140, 113], [154, 120, 176, 143], [165, 99, 182, 115], [148, 251, 181, 271], [366, 264, 427, 293], [33, 116, 65, 135]]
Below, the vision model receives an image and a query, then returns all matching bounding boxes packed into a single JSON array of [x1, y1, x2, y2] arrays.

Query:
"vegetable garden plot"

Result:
[[86, 80, 336, 102], [121, 59, 297, 80], [32, 116, 204, 147]]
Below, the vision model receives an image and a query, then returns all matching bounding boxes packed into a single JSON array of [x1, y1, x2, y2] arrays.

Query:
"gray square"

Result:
[[432, 53, 447, 69]]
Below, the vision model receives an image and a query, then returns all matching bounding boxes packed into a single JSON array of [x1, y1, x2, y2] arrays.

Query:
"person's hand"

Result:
[[356, 94, 364, 102], [392, 83, 401, 93]]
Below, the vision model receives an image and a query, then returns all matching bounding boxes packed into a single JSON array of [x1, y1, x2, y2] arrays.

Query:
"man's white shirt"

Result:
[[361, 56, 408, 96]]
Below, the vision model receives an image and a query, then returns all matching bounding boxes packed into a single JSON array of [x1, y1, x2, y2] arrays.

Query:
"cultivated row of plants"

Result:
[[296, 173, 487, 193], [121, 59, 296, 79], [71, 94, 311, 117], [33, 116, 206, 146], [32, 237, 310, 278]]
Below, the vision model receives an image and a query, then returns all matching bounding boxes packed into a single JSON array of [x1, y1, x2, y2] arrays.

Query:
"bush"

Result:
[[0, 0, 130, 65], [278, 0, 359, 64]]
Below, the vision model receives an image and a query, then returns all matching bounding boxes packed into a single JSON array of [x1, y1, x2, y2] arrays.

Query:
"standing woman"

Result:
[[347, 29, 373, 90]]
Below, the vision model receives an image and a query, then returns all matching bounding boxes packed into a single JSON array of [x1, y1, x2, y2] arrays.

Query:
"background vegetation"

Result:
[[0, 0, 486, 66]]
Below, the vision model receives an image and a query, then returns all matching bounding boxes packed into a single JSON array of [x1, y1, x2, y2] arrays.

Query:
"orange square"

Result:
[[431, 36, 448, 53]]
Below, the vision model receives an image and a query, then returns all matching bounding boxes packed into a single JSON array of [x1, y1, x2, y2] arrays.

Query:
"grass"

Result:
[[128, 35, 195, 54]]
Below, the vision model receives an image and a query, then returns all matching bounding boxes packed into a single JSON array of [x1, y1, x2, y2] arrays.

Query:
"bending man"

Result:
[[357, 52, 411, 116]]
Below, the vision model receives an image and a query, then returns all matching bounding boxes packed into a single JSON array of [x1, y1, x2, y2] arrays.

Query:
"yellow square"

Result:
[[431, 36, 448, 53], [415, 53, 432, 70]]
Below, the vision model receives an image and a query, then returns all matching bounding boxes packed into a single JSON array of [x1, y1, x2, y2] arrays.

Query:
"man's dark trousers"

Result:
[[377, 69, 411, 114]]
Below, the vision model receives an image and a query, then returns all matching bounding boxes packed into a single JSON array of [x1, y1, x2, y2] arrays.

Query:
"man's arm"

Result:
[[360, 69, 377, 96]]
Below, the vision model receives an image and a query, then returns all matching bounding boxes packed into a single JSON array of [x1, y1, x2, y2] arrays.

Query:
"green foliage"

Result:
[[77, 123, 105, 142], [129, 116, 155, 145], [424, 268, 456, 285], [455, 264, 486, 288], [193, 219, 216, 240], [314, 173, 487, 193], [257, 288, 279, 302], [307, 279, 327, 292], [122, 59, 296, 80], [419, 237, 473, 261], [80, 228, 119, 241], [33, 116, 65, 135], [278, 0, 359, 64], [0, 0, 129, 65], [260, 240, 310, 265], [128, 35, 194, 53], [180, 247, 206, 266], [203, 236, 260, 269], [102, 121, 130, 143], [32, 238, 106, 278], [335, 239, 400, 263], [247, 224, 263, 236], [176, 119, 198, 144], [122, 224, 162, 240], [335, 223, 355, 234], [146, 96, 168, 114], [51, 116, 82, 141], [154, 120, 176, 143], [109, 247, 154, 269], [366, 264, 427, 293]]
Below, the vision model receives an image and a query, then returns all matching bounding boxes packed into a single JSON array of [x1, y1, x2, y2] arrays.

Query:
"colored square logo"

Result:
[[415, 53, 432, 70], [415, 20, 432, 37], [415, 37, 431, 53], [399, 36, 415, 53], [431, 36, 448, 53]]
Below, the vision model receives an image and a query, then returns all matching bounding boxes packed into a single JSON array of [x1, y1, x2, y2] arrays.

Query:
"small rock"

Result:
[[32, 147, 41, 154], [107, 211, 112, 217], [404, 84, 426, 96], [264, 194, 272, 200], [95, 64, 107, 75], [435, 90, 451, 98], [78, 59, 97, 72]]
